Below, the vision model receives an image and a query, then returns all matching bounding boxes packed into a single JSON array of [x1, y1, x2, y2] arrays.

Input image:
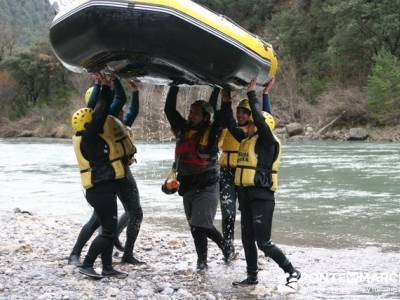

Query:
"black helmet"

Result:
[[191, 100, 214, 120]]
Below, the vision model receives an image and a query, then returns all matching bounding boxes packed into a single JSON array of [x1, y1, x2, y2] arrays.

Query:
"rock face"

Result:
[[285, 122, 304, 137], [347, 127, 368, 141]]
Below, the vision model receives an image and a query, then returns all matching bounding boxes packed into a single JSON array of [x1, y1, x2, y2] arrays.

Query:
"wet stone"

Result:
[[161, 287, 174, 295]]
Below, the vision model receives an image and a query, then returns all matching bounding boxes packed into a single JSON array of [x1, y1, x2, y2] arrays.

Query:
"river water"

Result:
[[0, 138, 399, 298], [1, 138, 398, 250]]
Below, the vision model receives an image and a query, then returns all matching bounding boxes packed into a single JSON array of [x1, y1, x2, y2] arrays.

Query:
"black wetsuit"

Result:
[[71, 82, 142, 263], [218, 94, 273, 245], [79, 85, 120, 269], [222, 91, 295, 278]]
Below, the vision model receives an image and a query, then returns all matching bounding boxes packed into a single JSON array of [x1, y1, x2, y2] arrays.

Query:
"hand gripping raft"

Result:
[[49, 0, 278, 88]]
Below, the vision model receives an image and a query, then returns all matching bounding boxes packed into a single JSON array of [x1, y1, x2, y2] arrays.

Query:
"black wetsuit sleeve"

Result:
[[248, 91, 274, 144], [221, 101, 246, 142], [108, 78, 127, 117], [208, 87, 220, 112], [164, 85, 187, 132], [86, 84, 101, 109], [124, 90, 139, 126], [85, 85, 113, 138], [205, 110, 222, 154], [262, 93, 272, 114]]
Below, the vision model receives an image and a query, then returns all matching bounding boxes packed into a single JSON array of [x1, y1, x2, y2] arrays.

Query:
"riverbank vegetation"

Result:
[[0, 0, 399, 140]]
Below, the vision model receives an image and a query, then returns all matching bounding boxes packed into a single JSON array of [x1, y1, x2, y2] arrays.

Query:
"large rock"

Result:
[[347, 127, 368, 141], [285, 122, 304, 137]]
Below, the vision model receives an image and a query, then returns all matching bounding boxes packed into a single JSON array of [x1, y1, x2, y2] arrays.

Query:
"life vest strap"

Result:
[[115, 136, 127, 143], [80, 168, 90, 174], [237, 166, 277, 173], [80, 157, 123, 174]]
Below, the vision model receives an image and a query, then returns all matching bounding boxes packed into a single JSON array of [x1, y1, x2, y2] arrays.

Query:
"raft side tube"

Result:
[[50, 0, 278, 88]]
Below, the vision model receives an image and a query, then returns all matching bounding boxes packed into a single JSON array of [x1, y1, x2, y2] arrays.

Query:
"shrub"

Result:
[[367, 49, 400, 125]]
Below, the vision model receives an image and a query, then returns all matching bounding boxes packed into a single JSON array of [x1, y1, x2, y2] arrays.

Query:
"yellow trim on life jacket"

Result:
[[184, 127, 211, 148], [101, 115, 136, 164], [72, 116, 137, 189], [219, 126, 248, 168], [234, 133, 281, 191], [125, 126, 137, 165], [72, 135, 93, 189]]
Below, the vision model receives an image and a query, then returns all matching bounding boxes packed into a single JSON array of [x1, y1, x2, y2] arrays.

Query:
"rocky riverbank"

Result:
[[1, 209, 399, 299], [1, 115, 399, 142]]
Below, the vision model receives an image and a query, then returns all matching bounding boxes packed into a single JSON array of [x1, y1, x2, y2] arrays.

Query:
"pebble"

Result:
[[106, 287, 119, 297], [161, 287, 174, 295], [202, 292, 216, 300], [176, 288, 193, 298], [136, 288, 153, 297]]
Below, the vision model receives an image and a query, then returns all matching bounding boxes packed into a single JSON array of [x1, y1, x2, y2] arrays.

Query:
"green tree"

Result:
[[1, 42, 69, 113], [367, 49, 400, 125], [327, 0, 400, 82], [0, 0, 54, 46], [195, 0, 280, 33]]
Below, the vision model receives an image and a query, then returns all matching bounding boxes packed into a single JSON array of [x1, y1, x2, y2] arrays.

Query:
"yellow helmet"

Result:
[[237, 99, 253, 122], [237, 99, 251, 113], [84, 87, 94, 104], [71, 108, 93, 132], [263, 111, 275, 130]]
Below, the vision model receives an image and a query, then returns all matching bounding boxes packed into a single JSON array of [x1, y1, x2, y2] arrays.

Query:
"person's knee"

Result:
[[190, 225, 206, 237], [256, 239, 274, 255], [100, 230, 117, 242], [132, 207, 143, 223]]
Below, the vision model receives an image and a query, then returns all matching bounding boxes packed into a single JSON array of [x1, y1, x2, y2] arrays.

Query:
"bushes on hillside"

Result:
[[0, 42, 70, 119], [367, 49, 400, 125]]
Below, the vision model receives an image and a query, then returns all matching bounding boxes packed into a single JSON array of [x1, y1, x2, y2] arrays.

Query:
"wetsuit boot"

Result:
[[286, 268, 301, 285], [68, 254, 81, 266], [79, 264, 103, 279], [121, 255, 145, 265], [191, 226, 208, 271], [102, 265, 128, 279], [232, 272, 258, 287]]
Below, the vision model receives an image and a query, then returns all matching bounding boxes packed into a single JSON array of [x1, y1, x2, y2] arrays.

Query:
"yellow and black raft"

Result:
[[49, 0, 278, 88]]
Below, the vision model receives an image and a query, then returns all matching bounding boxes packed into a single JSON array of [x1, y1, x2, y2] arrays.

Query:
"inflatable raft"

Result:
[[50, 0, 278, 88]]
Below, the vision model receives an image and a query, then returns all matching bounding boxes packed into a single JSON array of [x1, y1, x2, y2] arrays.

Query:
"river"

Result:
[[0, 138, 399, 298], [1, 138, 398, 250]]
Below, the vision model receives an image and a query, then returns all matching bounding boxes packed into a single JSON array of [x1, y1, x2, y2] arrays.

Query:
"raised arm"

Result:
[[86, 74, 101, 109], [164, 85, 187, 132], [262, 77, 275, 113], [208, 86, 220, 113], [85, 78, 113, 136], [220, 89, 247, 142], [108, 78, 127, 117], [124, 80, 140, 126], [247, 79, 274, 144]]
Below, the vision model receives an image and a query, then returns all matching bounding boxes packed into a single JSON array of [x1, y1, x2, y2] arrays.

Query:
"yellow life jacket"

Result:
[[219, 126, 248, 168], [234, 133, 281, 191], [125, 125, 137, 165], [72, 116, 136, 189], [102, 116, 136, 163]]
